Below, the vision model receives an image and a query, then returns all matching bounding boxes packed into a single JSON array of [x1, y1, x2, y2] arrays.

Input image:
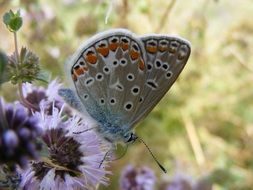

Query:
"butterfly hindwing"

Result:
[[68, 29, 147, 126], [130, 35, 191, 126]]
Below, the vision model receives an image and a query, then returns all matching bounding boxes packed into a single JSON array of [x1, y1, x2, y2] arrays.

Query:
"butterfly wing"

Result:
[[130, 35, 191, 126], [66, 29, 147, 127]]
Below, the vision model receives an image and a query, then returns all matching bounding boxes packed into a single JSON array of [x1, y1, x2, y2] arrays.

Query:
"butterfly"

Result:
[[59, 29, 191, 172]]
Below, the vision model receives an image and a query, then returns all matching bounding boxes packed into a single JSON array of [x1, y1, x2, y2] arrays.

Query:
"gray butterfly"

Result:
[[59, 29, 191, 171]]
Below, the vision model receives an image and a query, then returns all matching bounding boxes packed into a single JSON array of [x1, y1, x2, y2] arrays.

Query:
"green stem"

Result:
[[14, 32, 19, 64], [13, 32, 39, 111]]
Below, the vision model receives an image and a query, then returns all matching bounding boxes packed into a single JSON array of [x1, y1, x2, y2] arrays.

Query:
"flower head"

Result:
[[20, 103, 110, 189], [0, 98, 42, 169], [120, 165, 156, 190], [22, 79, 70, 115], [7, 47, 40, 84]]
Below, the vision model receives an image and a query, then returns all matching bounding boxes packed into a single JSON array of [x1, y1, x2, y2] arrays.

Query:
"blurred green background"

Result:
[[1, 0, 253, 189]]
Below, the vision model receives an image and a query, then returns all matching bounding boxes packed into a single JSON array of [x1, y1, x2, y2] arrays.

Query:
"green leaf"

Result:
[[3, 12, 11, 25], [2, 9, 23, 32], [9, 16, 23, 32]]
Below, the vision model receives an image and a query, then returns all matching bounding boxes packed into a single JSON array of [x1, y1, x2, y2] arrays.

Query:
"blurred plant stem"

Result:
[[155, 0, 176, 33], [182, 113, 206, 168], [118, 0, 129, 28], [13, 31, 39, 111], [105, 0, 114, 24], [14, 32, 19, 63]]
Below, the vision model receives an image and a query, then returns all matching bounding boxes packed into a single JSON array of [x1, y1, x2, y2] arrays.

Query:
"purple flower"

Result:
[[0, 98, 42, 169], [120, 165, 156, 190], [20, 103, 110, 189], [162, 174, 193, 190], [22, 79, 71, 115], [160, 172, 212, 190]]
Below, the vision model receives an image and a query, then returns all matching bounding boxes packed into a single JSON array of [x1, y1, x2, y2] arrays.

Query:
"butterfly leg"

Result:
[[58, 88, 85, 113], [98, 143, 116, 168]]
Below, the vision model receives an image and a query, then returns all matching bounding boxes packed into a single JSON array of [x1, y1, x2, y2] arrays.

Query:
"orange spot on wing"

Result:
[[138, 59, 145, 70], [86, 54, 97, 64], [97, 47, 109, 57], [146, 46, 157, 54], [72, 74, 77, 81], [121, 43, 129, 51], [130, 50, 139, 60], [158, 46, 167, 52], [109, 43, 119, 51], [74, 67, 87, 76]]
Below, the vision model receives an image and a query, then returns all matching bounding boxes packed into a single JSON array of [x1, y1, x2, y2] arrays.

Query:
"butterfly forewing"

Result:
[[69, 29, 147, 126], [130, 35, 191, 126]]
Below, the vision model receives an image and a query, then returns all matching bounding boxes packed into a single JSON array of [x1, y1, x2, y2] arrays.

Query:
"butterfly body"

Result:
[[59, 29, 191, 146]]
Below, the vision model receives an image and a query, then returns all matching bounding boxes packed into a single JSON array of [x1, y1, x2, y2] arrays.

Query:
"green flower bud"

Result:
[[7, 47, 40, 84]]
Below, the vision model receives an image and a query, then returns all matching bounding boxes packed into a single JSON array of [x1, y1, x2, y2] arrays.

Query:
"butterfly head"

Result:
[[124, 132, 138, 144]]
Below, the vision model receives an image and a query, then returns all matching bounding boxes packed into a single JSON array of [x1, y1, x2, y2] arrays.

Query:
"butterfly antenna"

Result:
[[138, 137, 167, 173]]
